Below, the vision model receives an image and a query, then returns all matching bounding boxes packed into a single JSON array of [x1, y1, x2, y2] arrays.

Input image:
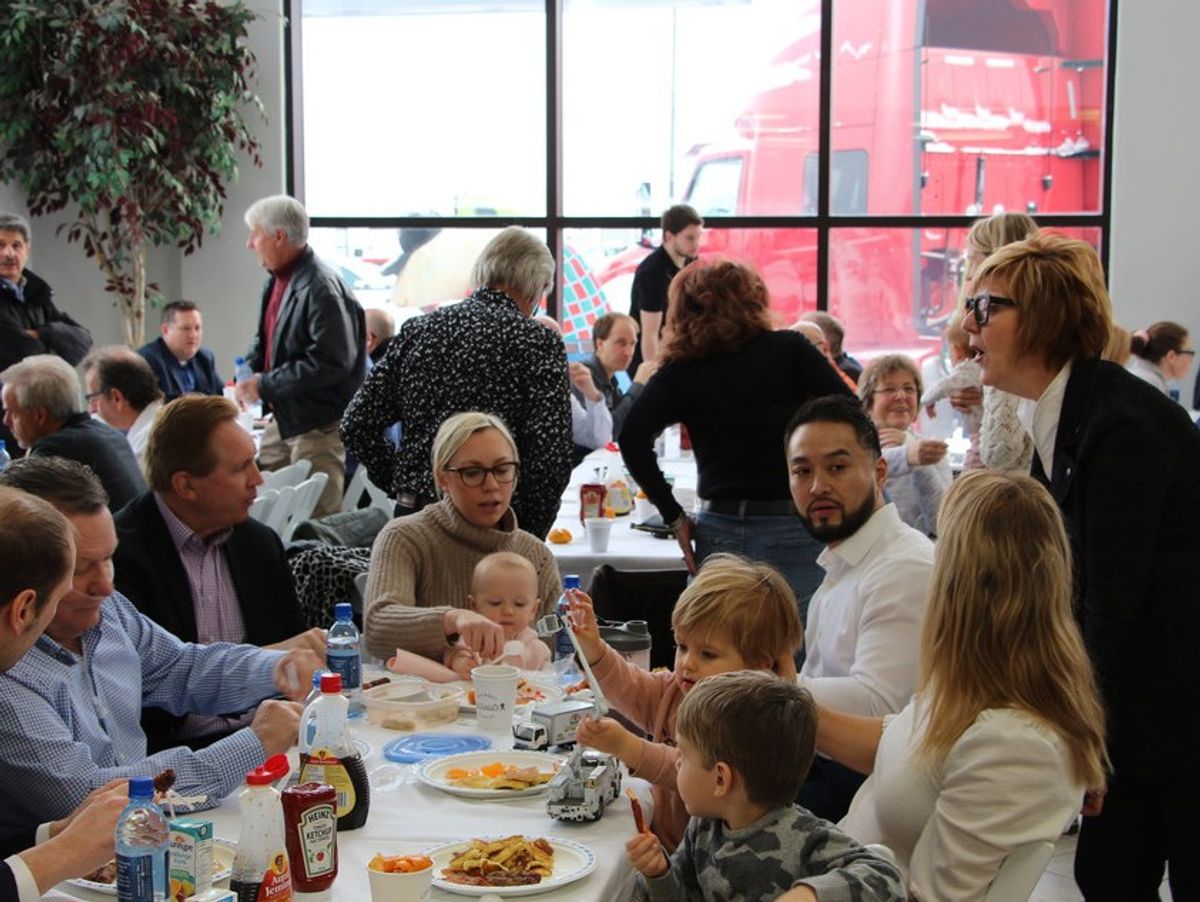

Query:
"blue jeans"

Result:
[[693, 510, 824, 664]]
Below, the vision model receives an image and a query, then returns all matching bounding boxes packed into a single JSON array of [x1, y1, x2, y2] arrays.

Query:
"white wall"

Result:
[[4, 1, 1196, 389]]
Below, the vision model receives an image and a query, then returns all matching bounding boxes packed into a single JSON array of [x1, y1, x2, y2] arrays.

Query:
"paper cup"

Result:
[[367, 862, 433, 902], [471, 664, 520, 732], [584, 517, 613, 553]]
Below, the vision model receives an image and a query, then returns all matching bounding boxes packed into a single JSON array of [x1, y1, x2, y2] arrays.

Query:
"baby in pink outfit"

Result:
[[388, 551, 550, 681]]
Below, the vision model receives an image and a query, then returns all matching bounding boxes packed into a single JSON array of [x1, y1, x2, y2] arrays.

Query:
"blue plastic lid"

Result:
[[334, 602, 353, 620], [235, 356, 245, 364], [383, 733, 492, 764], [129, 776, 154, 799], [563, 574, 581, 589]]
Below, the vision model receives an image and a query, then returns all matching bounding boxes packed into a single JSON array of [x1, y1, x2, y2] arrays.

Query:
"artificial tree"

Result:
[[0, 0, 263, 346]]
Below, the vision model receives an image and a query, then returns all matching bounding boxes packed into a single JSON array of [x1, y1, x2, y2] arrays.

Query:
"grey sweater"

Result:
[[641, 805, 905, 902]]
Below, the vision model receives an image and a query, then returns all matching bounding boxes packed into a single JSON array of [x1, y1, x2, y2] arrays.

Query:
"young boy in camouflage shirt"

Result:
[[626, 671, 904, 902]]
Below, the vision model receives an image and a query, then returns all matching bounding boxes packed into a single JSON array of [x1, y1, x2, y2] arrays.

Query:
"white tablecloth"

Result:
[[547, 451, 697, 582], [48, 710, 650, 901]]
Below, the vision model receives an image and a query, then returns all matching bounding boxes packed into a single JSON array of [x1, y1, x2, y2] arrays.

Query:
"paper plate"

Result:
[[417, 750, 563, 799], [384, 732, 492, 764], [68, 841, 235, 895], [428, 835, 596, 896]]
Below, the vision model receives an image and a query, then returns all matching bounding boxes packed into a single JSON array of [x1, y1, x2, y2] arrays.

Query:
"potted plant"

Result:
[[0, 0, 264, 346]]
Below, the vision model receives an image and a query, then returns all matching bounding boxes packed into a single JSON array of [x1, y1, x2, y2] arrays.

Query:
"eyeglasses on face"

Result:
[[964, 291, 1018, 327], [877, 384, 918, 398], [85, 389, 108, 403], [1175, 349, 1196, 357], [442, 461, 520, 487]]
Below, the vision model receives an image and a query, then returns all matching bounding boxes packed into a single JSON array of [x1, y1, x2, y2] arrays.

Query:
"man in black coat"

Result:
[[113, 394, 323, 751], [137, 300, 224, 400], [237, 195, 366, 518], [1, 354, 145, 511]]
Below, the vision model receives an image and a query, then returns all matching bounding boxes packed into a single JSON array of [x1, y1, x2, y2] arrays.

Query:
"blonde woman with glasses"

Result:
[[804, 471, 1107, 900], [361, 411, 561, 664]]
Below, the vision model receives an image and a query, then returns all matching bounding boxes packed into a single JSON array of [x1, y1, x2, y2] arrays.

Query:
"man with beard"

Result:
[[784, 395, 933, 822]]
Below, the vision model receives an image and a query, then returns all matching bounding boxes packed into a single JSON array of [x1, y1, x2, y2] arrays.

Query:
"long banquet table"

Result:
[[48, 700, 651, 901]]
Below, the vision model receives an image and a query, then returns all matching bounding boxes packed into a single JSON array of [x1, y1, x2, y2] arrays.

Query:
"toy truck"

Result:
[[545, 748, 623, 823], [512, 699, 594, 751]]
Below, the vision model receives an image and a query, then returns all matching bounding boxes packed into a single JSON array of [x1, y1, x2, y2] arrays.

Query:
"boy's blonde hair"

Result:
[[676, 671, 816, 807], [471, 551, 538, 595], [670, 554, 802, 668]]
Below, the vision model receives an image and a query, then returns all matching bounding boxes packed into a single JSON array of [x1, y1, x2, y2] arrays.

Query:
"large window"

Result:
[[292, 0, 1113, 356]]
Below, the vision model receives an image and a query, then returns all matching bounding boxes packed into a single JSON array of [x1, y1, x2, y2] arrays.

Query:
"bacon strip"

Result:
[[626, 788, 649, 834]]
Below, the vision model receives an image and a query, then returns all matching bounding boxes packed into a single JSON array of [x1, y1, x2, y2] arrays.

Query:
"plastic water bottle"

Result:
[[234, 356, 254, 383], [555, 575, 581, 663], [115, 776, 169, 901], [327, 603, 362, 716], [304, 670, 331, 745], [0, 440, 10, 472]]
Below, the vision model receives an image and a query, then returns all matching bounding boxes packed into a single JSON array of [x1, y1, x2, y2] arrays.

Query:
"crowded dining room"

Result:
[[0, 1, 1196, 900]]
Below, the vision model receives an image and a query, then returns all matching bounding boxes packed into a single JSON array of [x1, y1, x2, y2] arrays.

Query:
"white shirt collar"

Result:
[[817, 501, 902, 576], [1018, 361, 1072, 474]]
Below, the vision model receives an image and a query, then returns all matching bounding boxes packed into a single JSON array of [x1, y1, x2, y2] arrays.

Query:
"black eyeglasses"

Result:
[[1177, 349, 1196, 357], [85, 389, 108, 402], [443, 462, 520, 487], [964, 291, 1018, 327]]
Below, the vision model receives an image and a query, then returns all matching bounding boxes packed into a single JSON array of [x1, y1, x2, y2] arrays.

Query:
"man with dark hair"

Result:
[[137, 301, 224, 401], [784, 394, 933, 823], [1, 354, 146, 510], [0, 486, 132, 898], [240, 195, 366, 518], [82, 346, 164, 472], [629, 204, 703, 374], [0, 457, 318, 851], [114, 395, 321, 749]]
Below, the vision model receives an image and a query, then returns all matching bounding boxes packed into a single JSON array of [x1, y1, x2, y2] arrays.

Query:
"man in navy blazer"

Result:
[[137, 300, 224, 401], [112, 395, 323, 752]]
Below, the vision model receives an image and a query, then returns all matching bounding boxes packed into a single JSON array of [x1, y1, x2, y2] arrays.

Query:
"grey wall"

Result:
[[3, 1, 1195, 385]]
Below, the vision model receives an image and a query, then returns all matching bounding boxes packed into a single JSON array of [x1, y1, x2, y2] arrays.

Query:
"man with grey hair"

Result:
[[238, 195, 366, 517], [1, 355, 145, 509], [341, 226, 572, 538], [82, 346, 164, 473]]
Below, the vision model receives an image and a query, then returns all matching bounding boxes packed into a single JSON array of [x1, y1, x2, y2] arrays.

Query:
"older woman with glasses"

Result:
[[963, 233, 1200, 899], [857, 355, 952, 536], [361, 411, 561, 663]]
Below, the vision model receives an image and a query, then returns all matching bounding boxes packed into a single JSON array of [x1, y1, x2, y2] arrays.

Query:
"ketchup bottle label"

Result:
[[295, 804, 337, 880]]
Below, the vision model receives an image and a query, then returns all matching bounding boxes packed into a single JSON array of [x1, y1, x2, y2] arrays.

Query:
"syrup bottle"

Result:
[[298, 673, 370, 830], [230, 767, 292, 902]]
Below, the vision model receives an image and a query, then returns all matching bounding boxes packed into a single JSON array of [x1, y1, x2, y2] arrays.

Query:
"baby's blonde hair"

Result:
[[670, 554, 802, 668], [470, 551, 538, 596]]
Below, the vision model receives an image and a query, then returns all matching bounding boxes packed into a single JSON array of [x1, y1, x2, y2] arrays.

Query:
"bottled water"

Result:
[[116, 776, 169, 901], [0, 440, 10, 472], [327, 603, 362, 715], [234, 356, 254, 383], [555, 574, 582, 663]]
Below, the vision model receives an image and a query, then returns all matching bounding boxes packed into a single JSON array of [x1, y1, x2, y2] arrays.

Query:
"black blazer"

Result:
[[1032, 358, 1200, 783], [137, 336, 224, 400], [113, 491, 307, 749], [31, 414, 146, 511], [244, 247, 366, 439]]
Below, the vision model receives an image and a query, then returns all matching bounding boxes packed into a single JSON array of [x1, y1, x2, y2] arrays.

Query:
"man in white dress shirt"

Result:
[[784, 394, 934, 822], [82, 346, 164, 475]]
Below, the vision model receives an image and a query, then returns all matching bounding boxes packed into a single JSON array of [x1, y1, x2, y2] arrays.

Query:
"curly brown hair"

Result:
[[659, 258, 773, 364]]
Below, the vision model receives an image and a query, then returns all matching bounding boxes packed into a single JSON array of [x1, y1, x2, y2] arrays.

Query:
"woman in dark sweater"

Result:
[[618, 258, 853, 624]]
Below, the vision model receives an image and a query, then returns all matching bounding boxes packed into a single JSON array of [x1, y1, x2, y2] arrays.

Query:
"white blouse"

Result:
[[841, 699, 1082, 901]]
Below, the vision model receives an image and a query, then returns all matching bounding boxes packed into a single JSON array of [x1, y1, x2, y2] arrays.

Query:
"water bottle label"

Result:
[[117, 850, 164, 901], [326, 649, 360, 689]]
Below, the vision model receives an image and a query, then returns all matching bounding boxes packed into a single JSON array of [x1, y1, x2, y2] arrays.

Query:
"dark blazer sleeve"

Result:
[[0, 858, 19, 901], [195, 348, 224, 395], [225, 520, 307, 646], [113, 493, 199, 642]]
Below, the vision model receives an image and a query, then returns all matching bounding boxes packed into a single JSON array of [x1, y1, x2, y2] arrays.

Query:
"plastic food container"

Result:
[[363, 680, 464, 731]]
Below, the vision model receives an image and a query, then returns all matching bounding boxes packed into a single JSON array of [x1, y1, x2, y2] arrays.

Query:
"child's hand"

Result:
[[877, 427, 906, 449], [566, 589, 604, 665], [625, 832, 668, 879], [576, 716, 639, 764], [924, 402, 937, 418], [774, 887, 818, 902]]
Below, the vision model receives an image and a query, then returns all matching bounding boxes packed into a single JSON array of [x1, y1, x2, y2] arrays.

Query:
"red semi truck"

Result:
[[595, 0, 1108, 353]]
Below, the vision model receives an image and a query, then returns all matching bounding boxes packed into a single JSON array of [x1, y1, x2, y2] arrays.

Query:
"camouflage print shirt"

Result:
[[641, 805, 905, 902]]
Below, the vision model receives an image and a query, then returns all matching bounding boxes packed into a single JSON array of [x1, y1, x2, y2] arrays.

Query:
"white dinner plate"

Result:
[[456, 675, 563, 716], [427, 835, 596, 897], [67, 840, 235, 894], [417, 750, 563, 799]]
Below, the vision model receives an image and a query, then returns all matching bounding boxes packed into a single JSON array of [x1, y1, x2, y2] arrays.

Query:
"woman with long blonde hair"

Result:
[[812, 471, 1106, 899]]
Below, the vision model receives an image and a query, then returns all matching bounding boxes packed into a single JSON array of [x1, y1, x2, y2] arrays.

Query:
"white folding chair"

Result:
[[341, 466, 395, 515], [262, 484, 296, 536], [983, 840, 1056, 902], [249, 489, 278, 523], [258, 459, 312, 494], [280, 472, 329, 542]]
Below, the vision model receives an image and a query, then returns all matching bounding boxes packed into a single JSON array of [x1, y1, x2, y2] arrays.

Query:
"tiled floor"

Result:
[[1031, 832, 1173, 901]]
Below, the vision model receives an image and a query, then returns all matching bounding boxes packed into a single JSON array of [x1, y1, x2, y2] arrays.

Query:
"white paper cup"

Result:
[[367, 862, 433, 902], [584, 517, 613, 553], [471, 664, 520, 731]]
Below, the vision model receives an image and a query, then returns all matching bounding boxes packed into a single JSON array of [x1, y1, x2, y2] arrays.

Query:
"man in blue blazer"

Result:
[[138, 300, 224, 401]]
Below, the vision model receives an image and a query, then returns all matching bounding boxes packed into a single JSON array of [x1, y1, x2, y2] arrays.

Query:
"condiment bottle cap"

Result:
[[245, 767, 275, 786], [320, 673, 343, 694]]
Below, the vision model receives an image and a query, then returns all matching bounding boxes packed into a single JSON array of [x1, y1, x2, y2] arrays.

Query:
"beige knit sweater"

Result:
[[362, 497, 562, 661]]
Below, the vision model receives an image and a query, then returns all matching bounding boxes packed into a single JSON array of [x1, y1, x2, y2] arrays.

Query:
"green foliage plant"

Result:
[[0, 0, 263, 345]]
